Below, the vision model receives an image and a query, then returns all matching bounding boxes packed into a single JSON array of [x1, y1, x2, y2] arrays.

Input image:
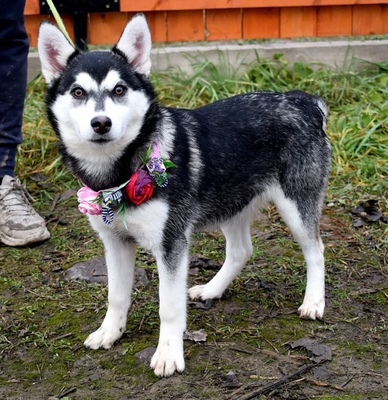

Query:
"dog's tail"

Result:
[[313, 96, 328, 132], [286, 90, 328, 131], [313, 96, 328, 119]]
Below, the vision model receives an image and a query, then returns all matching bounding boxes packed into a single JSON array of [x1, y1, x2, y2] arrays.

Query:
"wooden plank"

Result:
[[145, 12, 168, 42], [353, 5, 388, 35], [25, 0, 40, 15], [90, 12, 167, 45], [25, 0, 388, 16], [243, 8, 280, 39], [26, 15, 44, 47], [89, 13, 131, 45], [26, 15, 75, 47], [166, 10, 205, 42], [317, 6, 352, 36], [205, 9, 242, 41], [120, 0, 388, 12], [280, 7, 317, 38], [24, 0, 388, 45]]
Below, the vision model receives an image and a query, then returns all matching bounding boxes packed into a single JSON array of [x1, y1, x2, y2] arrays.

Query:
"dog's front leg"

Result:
[[150, 239, 189, 377], [84, 231, 136, 350]]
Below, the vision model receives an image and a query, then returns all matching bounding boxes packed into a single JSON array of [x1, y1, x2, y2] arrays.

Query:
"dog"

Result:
[[38, 14, 331, 377]]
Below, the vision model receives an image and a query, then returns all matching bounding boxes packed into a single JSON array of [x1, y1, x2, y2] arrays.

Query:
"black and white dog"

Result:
[[38, 14, 331, 377]]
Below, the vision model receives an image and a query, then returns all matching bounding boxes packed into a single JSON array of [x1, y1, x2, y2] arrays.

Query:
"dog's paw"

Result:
[[188, 284, 222, 301], [150, 342, 185, 377], [84, 326, 122, 350], [298, 298, 325, 320]]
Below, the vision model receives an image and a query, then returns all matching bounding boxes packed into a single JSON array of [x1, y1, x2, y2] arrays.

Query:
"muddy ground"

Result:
[[0, 198, 387, 400]]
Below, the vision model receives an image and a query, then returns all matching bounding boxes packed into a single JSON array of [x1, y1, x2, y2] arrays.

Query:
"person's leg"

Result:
[[0, 0, 28, 177], [0, 0, 50, 246]]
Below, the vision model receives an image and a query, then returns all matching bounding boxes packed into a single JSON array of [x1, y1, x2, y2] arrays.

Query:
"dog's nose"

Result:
[[91, 116, 112, 135]]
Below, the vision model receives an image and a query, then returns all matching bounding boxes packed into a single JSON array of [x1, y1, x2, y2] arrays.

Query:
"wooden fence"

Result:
[[25, 0, 388, 47]]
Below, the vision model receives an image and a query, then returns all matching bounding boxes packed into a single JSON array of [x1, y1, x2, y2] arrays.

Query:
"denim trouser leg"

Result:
[[0, 0, 29, 179]]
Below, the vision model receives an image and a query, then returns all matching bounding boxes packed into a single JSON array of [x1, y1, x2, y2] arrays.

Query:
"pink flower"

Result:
[[77, 186, 103, 215]]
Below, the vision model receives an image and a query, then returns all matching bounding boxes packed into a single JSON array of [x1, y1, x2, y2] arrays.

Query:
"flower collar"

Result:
[[77, 144, 176, 225]]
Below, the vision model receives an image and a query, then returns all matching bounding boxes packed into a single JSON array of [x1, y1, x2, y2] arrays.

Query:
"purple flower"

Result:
[[147, 157, 166, 175]]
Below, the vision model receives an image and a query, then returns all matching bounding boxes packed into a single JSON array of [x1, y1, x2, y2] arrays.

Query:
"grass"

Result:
[[1, 55, 387, 399]]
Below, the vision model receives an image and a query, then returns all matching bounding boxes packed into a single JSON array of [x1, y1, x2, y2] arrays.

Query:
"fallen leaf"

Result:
[[351, 199, 387, 227], [290, 338, 332, 363], [189, 299, 213, 310], [183, 329, 207, 343]]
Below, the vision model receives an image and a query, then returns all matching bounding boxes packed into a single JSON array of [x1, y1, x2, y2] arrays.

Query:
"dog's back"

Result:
[[160, 92, 330, 231]]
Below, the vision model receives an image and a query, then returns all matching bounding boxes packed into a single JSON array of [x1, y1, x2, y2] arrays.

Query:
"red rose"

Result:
[[125, 169, 155, 206]]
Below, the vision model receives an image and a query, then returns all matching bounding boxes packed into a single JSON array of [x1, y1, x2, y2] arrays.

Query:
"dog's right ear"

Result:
[[38, 22, 76, 85]]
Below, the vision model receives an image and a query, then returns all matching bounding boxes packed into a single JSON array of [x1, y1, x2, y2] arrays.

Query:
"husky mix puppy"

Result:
[[38, 14, 331, 377]]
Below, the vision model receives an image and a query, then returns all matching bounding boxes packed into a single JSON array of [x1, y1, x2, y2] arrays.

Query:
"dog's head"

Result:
[[38, 14, 155, 166]]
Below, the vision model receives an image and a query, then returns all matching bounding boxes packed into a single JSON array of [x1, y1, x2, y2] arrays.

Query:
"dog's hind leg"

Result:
[[84, 232, 136, 350], [272, 188, 325, 320], [188, 211, 253, 301]]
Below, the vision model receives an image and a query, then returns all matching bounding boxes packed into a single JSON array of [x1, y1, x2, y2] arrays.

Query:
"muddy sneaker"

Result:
[[0, 175, 50, 246]]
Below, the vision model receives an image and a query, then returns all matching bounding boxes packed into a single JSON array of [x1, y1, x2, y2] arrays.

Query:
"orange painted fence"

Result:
[[25, 0, 388, 47]]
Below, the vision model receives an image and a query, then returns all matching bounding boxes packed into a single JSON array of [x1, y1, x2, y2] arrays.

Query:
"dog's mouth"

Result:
[[90, 138, 111, 144]]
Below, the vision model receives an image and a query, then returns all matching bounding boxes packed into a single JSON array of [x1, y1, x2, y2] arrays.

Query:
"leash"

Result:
[[45, 0, 75, 47]]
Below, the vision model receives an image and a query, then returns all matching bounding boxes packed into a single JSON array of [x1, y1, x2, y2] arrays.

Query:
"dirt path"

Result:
[[1, 205, 387, 399]]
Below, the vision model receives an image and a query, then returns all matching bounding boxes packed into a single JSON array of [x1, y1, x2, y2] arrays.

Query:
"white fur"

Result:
[[150, 248, 188, 376], [158, 109, 177, 159]]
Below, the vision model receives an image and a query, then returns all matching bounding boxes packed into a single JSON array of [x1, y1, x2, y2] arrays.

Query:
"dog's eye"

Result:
[[113, 85, 126, 96], [71, 87, 86, 99]]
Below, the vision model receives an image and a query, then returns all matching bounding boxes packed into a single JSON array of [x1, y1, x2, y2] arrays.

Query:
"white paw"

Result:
[[298, 298, 325, 320], [150, 342, 185, 377], [84, 326, 123, 350], [188, 284, 222, 301]]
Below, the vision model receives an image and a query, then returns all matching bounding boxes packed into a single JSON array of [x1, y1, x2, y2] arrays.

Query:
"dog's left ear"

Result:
[[38, 22, 77, 85], [114, 14, 152, 76]]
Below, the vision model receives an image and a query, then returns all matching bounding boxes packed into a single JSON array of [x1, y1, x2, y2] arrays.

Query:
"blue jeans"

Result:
[[0, 0, 29, 179]]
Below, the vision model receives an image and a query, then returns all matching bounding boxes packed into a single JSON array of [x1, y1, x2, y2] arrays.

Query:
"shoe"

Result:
[[0, 175, 50, 246]]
